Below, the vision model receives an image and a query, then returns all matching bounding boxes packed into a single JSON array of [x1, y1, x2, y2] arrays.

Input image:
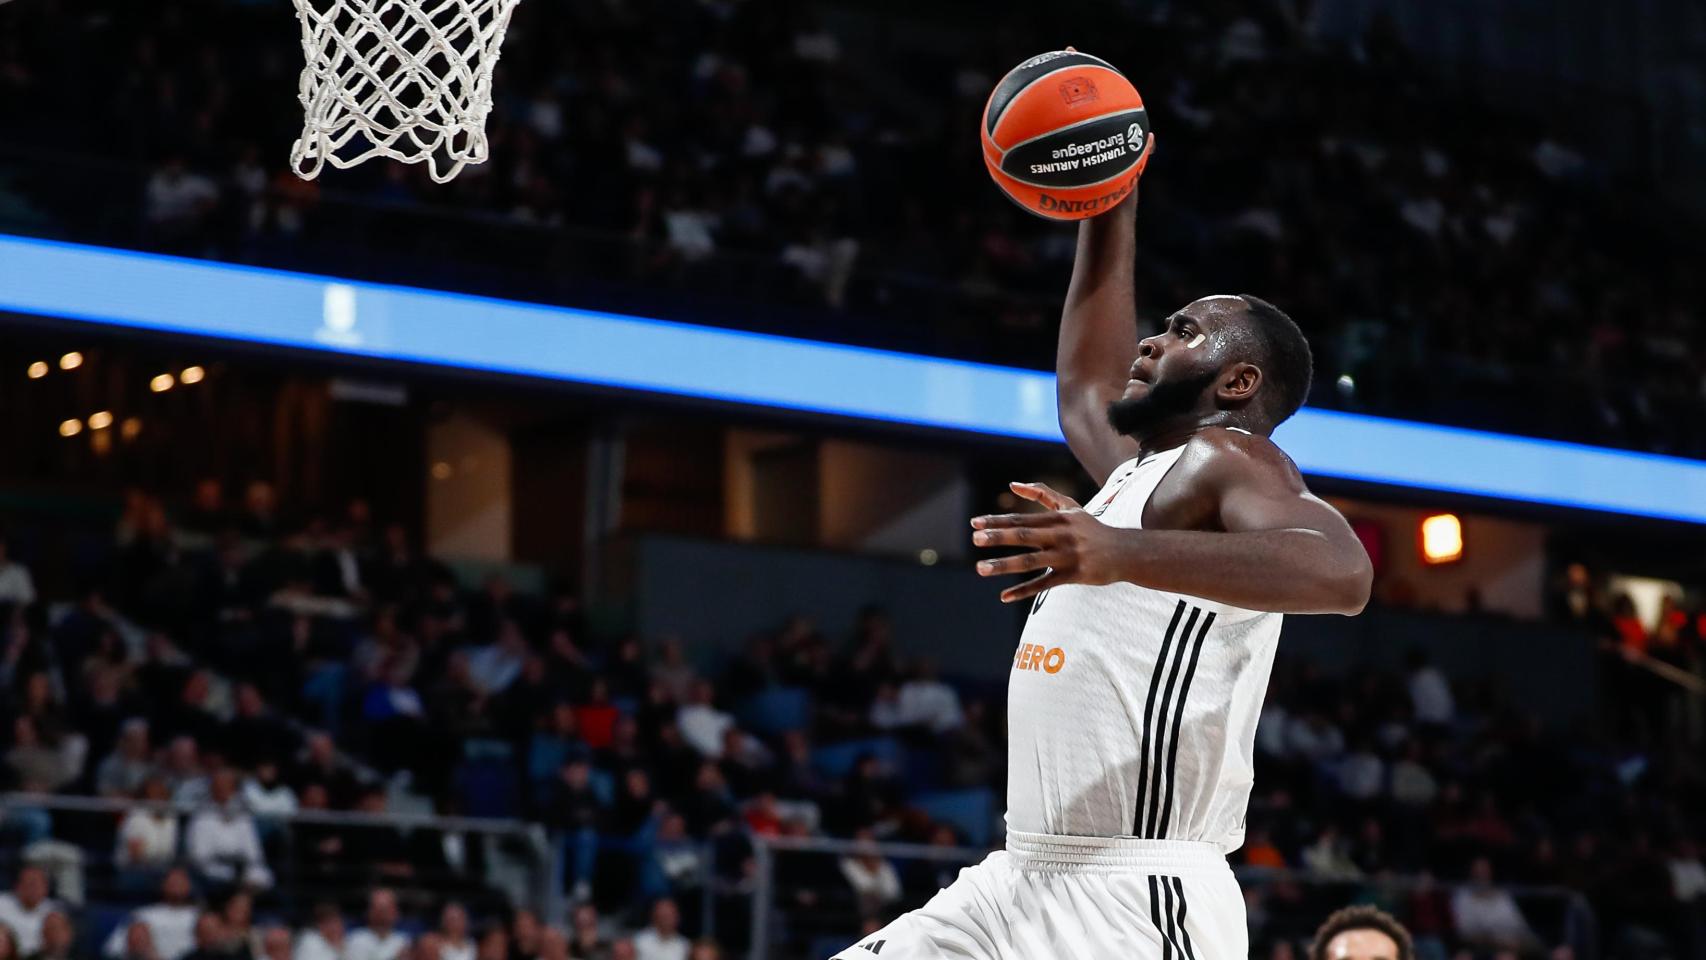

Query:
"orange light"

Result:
[[1420, 513, 1463, 564], [150, 373, 175, 392], [58, 419, 83, 437], [27, 361, 49, 379], [180, 366, 205, 384], [59, 351, 83, 370], [88, 410, 114, 430]]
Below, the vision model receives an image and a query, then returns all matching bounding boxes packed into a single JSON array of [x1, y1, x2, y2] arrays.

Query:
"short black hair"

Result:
[[1233, 294, 1312, 428], [1307, 905, 1414, 960]]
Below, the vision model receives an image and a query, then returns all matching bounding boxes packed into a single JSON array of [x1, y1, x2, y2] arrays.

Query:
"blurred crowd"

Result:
[[0, 0, 1703, 454], [0, 478, 1699, 958]]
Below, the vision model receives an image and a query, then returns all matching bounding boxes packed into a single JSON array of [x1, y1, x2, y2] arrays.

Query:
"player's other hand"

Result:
[[970, 481, 1123, 603]]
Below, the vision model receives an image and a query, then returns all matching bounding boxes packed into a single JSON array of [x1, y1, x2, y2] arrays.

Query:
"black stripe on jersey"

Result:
[[1161, 875, 1183, 959], [1172, 877, 1197, 960], [1157, 610, 1215, 837], [1144, 605, 1201, 837], [1148, 876, 1172, 960], [1133, 601, 1186, 836]]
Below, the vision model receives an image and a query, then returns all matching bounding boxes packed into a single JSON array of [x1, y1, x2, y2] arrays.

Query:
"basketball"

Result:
[[981, 50, 1152, 220]]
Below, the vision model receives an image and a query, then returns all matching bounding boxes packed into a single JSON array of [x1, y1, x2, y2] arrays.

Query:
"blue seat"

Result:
[[455, 757, 519, 818], [811, 737, 902, 779], [914, 788, 996, 847], [738, 687, 813, 736]]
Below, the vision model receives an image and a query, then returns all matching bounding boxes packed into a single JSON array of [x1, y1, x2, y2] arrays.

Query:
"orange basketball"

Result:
[[981, 50, 1152, 221]]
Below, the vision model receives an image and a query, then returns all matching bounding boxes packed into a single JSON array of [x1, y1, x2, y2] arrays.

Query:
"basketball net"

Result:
[[290, 0, 521, 183]]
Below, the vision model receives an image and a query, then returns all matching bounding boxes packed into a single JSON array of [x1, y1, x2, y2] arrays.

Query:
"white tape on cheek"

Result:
[[1185, 333, 1206, 349]]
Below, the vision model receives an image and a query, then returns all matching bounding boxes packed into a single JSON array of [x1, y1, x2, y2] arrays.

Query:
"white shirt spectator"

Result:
[[895, 679, 963, 733], [116, 809, 180, 868], [1409, 666, 1456, 725], [439, 941, 474, 960], [1285, 715, 1344, 762], [104, 904, 198, 960], [344, 929, 409, 960], [185, 806, 274, 889], [0, 558, 36, 606], [1672, 853, 1706, 902], [144, 167, 219, 225], [1451, 886, 1535, 947], [839, 855, 902, 907], [1390, 758, 1439, 807], [241, 778, 299, 818], [0, 892, 58, 953], [677, 703, 735, 759], [1336, 750, 1384, 801], [293, 930, 348, 960], [631, 928, 688, 960]]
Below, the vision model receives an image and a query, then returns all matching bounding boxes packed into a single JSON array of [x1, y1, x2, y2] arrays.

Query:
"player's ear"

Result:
[[1219, 362, 1262, 406]]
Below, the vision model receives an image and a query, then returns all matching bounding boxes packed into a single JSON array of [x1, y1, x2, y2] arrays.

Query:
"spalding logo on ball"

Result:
[[982, 50, 1152, 221]]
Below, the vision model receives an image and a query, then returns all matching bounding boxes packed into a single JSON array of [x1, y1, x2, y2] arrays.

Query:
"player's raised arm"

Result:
[[1057, 190, 1145, 485], [971, 433, 1373, 615]]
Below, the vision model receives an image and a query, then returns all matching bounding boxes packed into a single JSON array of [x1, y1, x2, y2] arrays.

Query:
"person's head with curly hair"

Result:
[[1307, 905, 1414, 960]]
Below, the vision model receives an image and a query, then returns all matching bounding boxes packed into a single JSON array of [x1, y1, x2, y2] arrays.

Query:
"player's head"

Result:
[[1106, 294, 1312, 439], [1307, 905, 1414, 960]]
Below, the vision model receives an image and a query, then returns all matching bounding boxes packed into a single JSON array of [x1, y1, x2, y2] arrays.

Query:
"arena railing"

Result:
[[744, 834, 1601, 960], [0, 792, 559, 922]]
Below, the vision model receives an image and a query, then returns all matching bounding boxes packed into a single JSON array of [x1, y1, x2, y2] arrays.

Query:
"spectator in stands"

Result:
[[437, 904, 473, 960], [240, 760, 298, 821], [117, 922, 158, 960], [160, 738, 206, 804], [649, 638, 696, 705], [292, 905, 346, 960], [641, 813, 703, 900], [0, 927, 17, 960], [1451, 857, 1539, 952], [566, 905, 605, 960], [221, 892, 262, 959], [685, 943, 718, 960], [6, 717, 76, 794], [839, 829, 902, 920], [29, 910, 74, 960], [630, 899, 686, 960], [180, 912, 230, 960], [116, 777, 180, 877], [258, 928, 291, 960], [0, 535, 36, 608], [536, 928, 568, 960], [466, 619, 529, 697], [893, 658, 963, 733], [185, 770, 273, 890], [0, 867, 58, 955], [509, 910, 543, 960], [676, 682, 733, 759], [345, 890, 407, 960], [607, 943, 634, 960], [1406, 650, 1455, 730], [99, 720, 157, 798], [105, 868, 199, 960], [472, 924, 505, 960], [408, 936, 440, 960]]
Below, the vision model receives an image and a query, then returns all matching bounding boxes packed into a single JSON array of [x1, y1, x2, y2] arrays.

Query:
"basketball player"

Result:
[[1309, 906, 1415, 960], [834, 185, 1372, 957]]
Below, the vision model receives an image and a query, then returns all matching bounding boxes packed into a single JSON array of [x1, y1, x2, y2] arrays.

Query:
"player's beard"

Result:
[[1105, 369, 1219, 438]]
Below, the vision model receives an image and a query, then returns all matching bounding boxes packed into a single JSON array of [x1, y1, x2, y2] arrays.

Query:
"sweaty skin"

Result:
[[976, 189, 1371, 616]]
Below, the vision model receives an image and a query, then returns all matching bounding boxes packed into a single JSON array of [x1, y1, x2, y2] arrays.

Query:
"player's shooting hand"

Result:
[[971, 481, 1125, 603]]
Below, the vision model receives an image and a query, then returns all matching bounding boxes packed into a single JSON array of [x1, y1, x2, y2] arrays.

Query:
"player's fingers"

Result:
[[970, 511, 1060, 530], [971, 525, 1057, 549], [1001, 570, 1065, 604], [1009, 481, 1081, 511], [976, 550, 1061, 578]]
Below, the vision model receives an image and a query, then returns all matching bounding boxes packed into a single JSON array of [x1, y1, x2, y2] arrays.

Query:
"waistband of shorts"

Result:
[[1003, 830, 1230, 875]]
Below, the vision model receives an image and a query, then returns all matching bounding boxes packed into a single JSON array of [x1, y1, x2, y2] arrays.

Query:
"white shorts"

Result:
[[830, 831, 1247, 959]]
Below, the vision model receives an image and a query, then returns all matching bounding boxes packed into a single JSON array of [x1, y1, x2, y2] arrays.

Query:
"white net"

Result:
[[290, 0, 522, 183]]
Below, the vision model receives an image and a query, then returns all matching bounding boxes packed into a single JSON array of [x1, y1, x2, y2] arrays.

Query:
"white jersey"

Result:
[[1006, 443, 1283, 852]]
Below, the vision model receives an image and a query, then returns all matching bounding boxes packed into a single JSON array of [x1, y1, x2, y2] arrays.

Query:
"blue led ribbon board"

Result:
[[2, 233, 1703, 523]]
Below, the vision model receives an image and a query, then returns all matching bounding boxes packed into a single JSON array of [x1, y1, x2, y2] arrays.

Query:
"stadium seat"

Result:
[[810, 737, 903, 779], [737, 687, 813, 736], [913, 788, 996, 847]]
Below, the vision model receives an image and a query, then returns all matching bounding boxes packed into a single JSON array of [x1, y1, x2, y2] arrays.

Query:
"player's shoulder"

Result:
[[1177, 426, 1304, 488]]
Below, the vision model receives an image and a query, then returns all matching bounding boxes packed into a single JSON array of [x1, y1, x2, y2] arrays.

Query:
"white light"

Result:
[[918, 549, 939, 566], [58, 419, 82, 437], [27, 361, 49, 379], [88, 410, 114, 430], [180, 366, 205, 384], [58, 351, 83, 370], [150, 373, 175, 392], [1336, 374, 1355, 392]]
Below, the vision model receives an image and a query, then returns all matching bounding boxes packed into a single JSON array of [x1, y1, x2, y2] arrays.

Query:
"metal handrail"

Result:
[[0, 791, 540, 836]]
